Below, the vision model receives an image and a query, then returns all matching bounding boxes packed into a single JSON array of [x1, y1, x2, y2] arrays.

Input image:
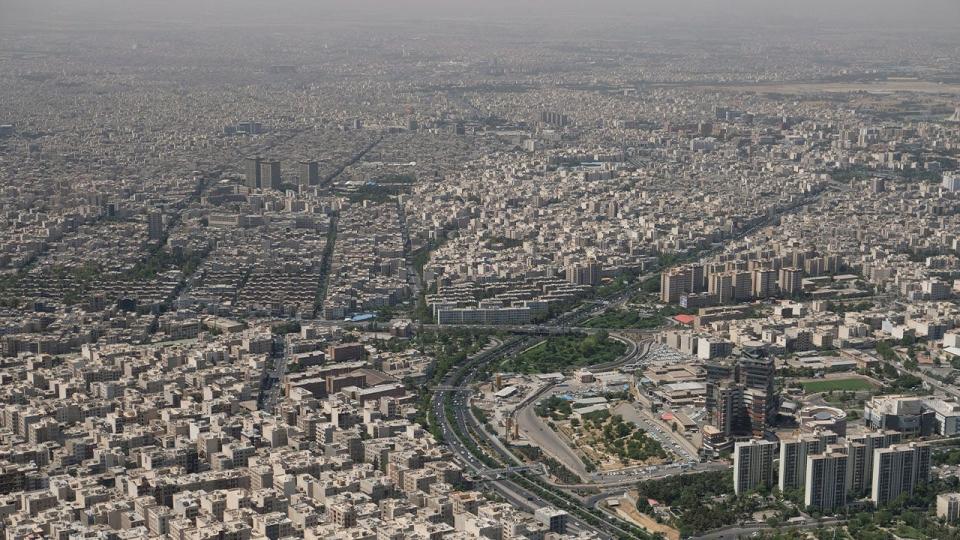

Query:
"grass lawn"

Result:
[[503, 332, 626, 374], [802, 378, 874, 393]]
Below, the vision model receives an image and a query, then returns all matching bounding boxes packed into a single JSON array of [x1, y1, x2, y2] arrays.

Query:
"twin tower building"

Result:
[[245, 157, 320, 190]]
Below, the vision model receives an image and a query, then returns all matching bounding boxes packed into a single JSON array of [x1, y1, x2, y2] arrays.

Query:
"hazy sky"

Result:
[[1, 0, 959, 30]]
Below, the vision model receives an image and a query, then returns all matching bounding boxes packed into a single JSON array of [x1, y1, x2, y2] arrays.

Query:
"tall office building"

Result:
[[661, 268, 689, 303], [660, 264, 705, 303], [709, 272, 734, 304], [733, 270, 752, 301], [299, 160, 319, 186], [743, 388, 774, 437], [261, 160, 281, 190], [710, 381, 746, 437], [705, 362, 735, 433], [565, 261, 602, 286], [845, 431, 901, 496], [804, 257, 825, 276], [147, 211, 164, 242], [778, 267, 803, 297], [789, 251, 808, 269], [804, 446, 850, 512], [733, 439, 776, 495], [245, 156, 262, 189], [871, 443, 931, 506], [706, 357, 777, 438], [825, 254, 841, 274], [689, 264, 705, 293], [738, 357, 777, 435], [751, 268, 777, 298], [737, 357, 775, 394], [779, 431, 837, 492], [540, 111, 569, 127]]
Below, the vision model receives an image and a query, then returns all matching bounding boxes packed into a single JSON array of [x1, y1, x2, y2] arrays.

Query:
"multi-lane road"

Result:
[[258, 335, 289, 414], [428, 311, 670, 538], [512, 337, 655, 483], [257, 273, 719, 537], [431, 331, 658, 538]]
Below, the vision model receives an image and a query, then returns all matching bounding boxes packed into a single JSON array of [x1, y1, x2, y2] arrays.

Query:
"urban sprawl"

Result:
[[0, 10, 960, 540]]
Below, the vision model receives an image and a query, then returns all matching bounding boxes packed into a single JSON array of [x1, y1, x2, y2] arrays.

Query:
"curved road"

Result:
[[517, 397, 592, 479], [430, 337, 612, 537], [433, 331, 655, 539], [425, 279, 725, 538], [513, 336, 653, 484]]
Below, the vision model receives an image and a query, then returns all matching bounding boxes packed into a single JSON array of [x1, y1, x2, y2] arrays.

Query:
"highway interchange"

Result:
[[425, 294, 711, 540]]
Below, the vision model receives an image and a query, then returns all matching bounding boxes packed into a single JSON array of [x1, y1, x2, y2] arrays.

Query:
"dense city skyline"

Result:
[[1, 1, 960, 539]]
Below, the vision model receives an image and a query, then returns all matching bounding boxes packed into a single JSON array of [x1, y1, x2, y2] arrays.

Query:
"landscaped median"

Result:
[[500, 331, 626, 373]]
